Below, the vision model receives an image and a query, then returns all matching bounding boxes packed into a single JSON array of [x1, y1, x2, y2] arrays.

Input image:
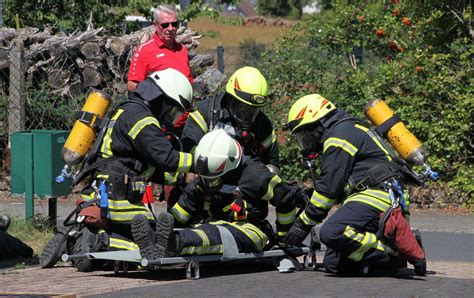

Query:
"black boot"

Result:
[[0, 215, 11, 232], [155, 212, 179, 258], [131, 214, 158, 260]]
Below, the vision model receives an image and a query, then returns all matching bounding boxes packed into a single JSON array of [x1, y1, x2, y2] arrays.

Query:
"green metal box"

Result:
[[11, 130, 71, 197]]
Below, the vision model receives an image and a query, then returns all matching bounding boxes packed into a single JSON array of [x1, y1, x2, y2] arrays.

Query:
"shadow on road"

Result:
[[88, 258, 280, 281]]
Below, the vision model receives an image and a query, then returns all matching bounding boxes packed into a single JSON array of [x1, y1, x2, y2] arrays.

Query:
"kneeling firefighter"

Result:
[[283, 94, 428, 276], [131, 129, 305, 260], [164, 66, 280, 210], [43, 69, 194, 271]]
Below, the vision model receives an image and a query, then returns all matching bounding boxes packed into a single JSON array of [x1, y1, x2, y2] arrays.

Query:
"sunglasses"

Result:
[[159, 21, 180, 29]]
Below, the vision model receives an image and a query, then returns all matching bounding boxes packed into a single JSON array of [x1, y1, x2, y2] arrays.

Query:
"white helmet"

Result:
[[148, 68, 193, 110], [194, 129, 243, 179]]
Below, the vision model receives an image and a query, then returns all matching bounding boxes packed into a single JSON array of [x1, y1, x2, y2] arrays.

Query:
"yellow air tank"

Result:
[[364, 99, 426, 165], [62, 89, 111, 165]]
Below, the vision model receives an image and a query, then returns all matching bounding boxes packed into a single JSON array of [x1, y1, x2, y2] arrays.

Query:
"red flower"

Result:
[[415, 66, 425, 73], [375, 29, 385, 36], [392, 9, 399, 17], [388, 41, 397, 49], [357, 16, 365, 22], [386, 55, 393, 62], [402, 17, 411, 26], [397, 46, 405, 52], [392, 0, 399, 3]]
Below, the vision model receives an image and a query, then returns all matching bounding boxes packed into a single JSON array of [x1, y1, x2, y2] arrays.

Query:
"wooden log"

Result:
[[82, 66, 102, 87], [106, 36, 130, 56], [68, 80, 85, 98], [48, 69, 71, 89], [80, 41, 102, 60], [190, 54, 214, 69]]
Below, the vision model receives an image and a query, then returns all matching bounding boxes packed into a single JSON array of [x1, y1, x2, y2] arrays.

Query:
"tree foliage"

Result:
[[261, 0, 473, 205]]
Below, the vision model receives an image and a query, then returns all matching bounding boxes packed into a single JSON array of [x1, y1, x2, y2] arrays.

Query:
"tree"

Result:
[[260, 0, 473, 205]]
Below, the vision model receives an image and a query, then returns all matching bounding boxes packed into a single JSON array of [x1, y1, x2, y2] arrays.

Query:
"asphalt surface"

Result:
[[0, 196, 473, 297]]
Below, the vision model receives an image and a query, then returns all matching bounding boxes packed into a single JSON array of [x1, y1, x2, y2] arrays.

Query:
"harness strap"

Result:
[[347, 164, 402, 192], [375, 114, 401, 136], [216, 225, 239, 261]]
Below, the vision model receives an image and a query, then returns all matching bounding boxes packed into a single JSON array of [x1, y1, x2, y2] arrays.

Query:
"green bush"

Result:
[[261, 1, 473, 206]]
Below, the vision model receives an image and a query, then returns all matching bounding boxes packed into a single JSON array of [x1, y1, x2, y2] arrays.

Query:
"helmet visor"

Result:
[[229, 99, 260, 125], [165, 105, 186, 126], [293, 128, 322, 156]]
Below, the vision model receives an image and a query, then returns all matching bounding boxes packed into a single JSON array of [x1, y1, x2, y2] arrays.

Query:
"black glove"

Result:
[[410, 258, 427, 276], [293, 186, 310, 209], [284, 218, 312, 247]]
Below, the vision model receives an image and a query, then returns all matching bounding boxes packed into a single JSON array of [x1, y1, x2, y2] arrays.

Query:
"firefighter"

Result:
[[181, 66, 279, 172], [0, 214, 33, 260], [131, 129, 304, 259], [79, 68, 194, 253], [283, 94, 426, 275]]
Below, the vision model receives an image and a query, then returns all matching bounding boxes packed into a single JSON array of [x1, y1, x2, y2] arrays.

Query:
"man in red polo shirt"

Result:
[[128, 4, 194, 91]]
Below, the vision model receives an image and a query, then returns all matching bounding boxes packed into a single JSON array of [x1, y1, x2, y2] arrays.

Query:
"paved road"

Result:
[[0, 197, 473, 297]]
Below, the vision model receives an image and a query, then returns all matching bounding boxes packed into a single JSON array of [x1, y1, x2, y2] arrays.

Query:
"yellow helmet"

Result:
[[225, 66, 268, 107], [287, 94, 336, 132]]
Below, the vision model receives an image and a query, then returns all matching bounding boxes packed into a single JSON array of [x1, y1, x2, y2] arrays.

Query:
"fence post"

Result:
[[217, 45, 224, 74], [8, 38, 25, 135]]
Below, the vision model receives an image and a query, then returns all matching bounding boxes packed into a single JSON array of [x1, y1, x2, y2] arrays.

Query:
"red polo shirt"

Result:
[[128, 33, 194, 83]]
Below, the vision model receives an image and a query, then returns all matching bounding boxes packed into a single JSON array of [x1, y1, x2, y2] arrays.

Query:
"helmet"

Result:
[[287, 94, 336, 133], [226, 66, 268, 107], [194, 129, 242, 179], [225, 67, 268, 128], [287, 94, 336, 157], [148, 68, 193, 111]]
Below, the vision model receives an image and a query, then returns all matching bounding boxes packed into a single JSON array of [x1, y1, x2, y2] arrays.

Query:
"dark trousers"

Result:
[[319, 202, 389, 274], [176, 221, 268, 255], [0, 231, 33, 259]]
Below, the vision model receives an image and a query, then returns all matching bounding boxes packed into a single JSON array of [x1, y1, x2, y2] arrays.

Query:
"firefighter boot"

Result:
[[132, 214, 159, 260], [155, 212, 181, 258], [410, 228, 427, 276], [0, 215, 11, 232]]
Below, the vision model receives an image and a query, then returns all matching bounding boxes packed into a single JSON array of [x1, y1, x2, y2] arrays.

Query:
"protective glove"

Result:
[[409, 258, 427, 276], [293, 186, 310, 209], [284, 218, 312, 247]]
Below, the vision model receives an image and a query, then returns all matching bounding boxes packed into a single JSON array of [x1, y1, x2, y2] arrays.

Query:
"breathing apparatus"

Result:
[[286, 94, 438, 188], [56, 68, 193, 185], [56, 89, 112, 183], [364, 99, 438, 181]]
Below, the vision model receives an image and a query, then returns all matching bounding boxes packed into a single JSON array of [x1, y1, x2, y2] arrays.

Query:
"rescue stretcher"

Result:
[[62, 226, 317, 279]]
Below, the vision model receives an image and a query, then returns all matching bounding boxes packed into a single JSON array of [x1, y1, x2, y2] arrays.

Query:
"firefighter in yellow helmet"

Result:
[[131, 129, 304, 260], [284, 94, 426, 276], [181, 66, 279, 174]]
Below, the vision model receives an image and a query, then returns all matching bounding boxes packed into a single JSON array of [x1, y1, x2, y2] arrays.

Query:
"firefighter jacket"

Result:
[[181, 93, 280, 167], [170, 156, 302, 237], [297, 109, 405, 229], [82, 98, 193, 228]]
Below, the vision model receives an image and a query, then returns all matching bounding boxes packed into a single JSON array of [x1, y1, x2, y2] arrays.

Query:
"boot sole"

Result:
[[132, 215, 157, 260], [155, 213, 174, 258]]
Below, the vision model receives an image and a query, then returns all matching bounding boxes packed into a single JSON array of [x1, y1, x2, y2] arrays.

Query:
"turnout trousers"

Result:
[[319, 201, 391, 274], [176, 221, 268, 255]]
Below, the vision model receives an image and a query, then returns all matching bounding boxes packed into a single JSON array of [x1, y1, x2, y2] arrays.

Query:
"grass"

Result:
[[189, 16, 293, 51], [7, 215, 55, 256], [188, 16, 295, 75]]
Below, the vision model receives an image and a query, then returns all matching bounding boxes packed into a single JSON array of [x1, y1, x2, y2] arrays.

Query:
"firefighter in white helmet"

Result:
[[72, 69, 194, 265], [131, 129, 306, 259]]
